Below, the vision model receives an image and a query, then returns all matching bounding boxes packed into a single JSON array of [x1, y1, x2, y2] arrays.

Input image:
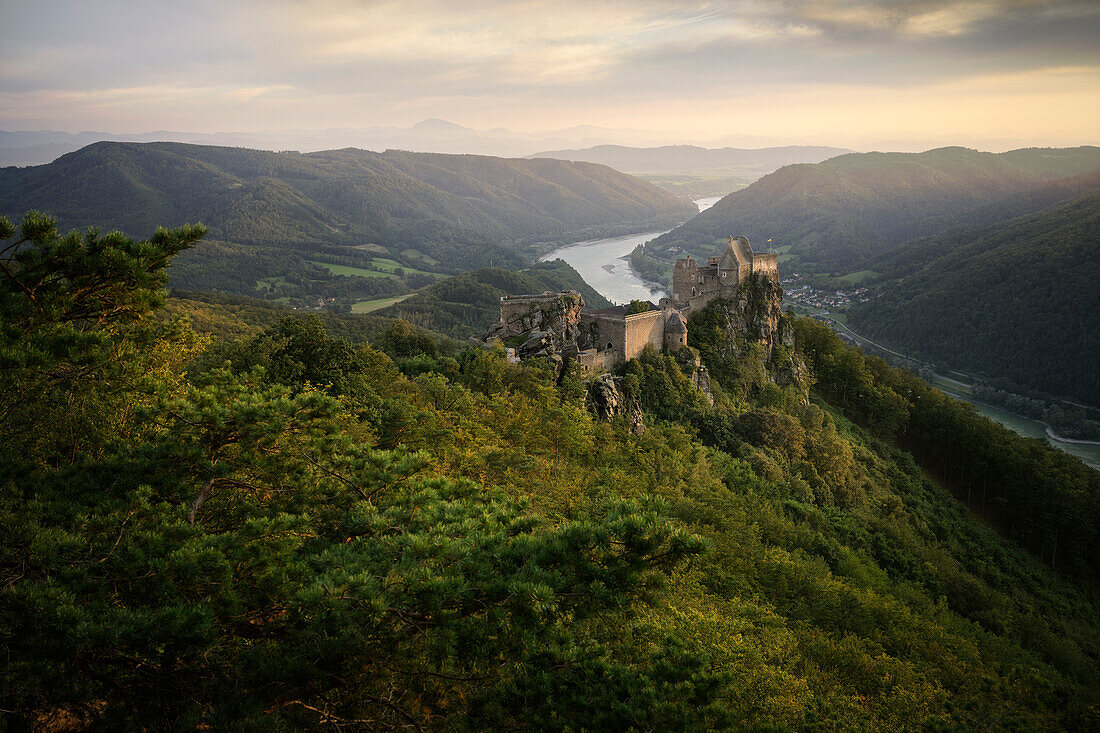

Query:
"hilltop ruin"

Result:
[[670, 235, 778, 315], [484, 235, 779, 370], [484, 291, 688, 370]]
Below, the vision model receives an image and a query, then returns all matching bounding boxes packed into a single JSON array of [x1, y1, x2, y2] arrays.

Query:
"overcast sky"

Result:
[[2, 0, 1098, 149]]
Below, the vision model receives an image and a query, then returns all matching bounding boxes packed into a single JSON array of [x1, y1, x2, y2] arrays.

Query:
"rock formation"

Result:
[[485, 291, 585, 353], [585, 373, 645, 434], [710, 274, 791, 362], [674, 348, 714, 406]]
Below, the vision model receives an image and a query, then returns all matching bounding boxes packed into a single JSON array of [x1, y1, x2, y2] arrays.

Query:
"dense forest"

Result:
[[640, 146, 1100, 274], [0, 142, 695, 307], [848, 190, 1100, 405], [3, 212, 1098, 730]]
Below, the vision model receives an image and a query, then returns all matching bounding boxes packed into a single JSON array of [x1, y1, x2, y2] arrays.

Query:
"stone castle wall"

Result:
[[577, 349, 612, 372], [672, 258, 700, 303], [752, 253, 778, 277], [623, 310, 666, 362], [671, 236, 779, 315]]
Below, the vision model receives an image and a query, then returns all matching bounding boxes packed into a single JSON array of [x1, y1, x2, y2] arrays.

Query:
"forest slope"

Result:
[[643, 146, 1100, 273], [371, 260, 612, 339], [0, 142, 694, 306], [2, 212, 1098, 729], [848, 189, 1100, 405]]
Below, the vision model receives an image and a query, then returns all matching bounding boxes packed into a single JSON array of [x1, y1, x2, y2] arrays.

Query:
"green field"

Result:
[[254, 275, 289, 291], [838, 269, 879, 284], [350, 294, 413, 313], [400, 248, 439, 265], [309, 261, 395, 279], [370, 258, 437, 277]]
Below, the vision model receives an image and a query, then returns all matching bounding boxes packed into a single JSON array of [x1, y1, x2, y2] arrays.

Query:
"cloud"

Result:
[[0, 0, 1096, 145]]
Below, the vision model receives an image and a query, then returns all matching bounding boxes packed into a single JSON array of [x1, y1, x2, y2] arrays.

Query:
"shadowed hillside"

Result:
[[642, 146, 1100, 273], [849, 189, 1100, 404], [0, 142, 695, 308]]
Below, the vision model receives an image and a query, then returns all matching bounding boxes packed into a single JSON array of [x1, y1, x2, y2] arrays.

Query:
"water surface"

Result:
[[942, 391, 1100, 472], [539, 231, 668, 305], [538, 197, 723, 305]]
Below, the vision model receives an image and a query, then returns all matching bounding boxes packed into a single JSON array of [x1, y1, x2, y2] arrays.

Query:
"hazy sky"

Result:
[[2, 0, 1098, 149]]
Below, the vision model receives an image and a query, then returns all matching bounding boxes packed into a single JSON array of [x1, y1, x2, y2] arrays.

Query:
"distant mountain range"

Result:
[[645, 146, 1100, 272], [527, 144, 851, 174], [527, 144, 852, 199], [0, 141, 693, 307], [0, 122, 738, 167]]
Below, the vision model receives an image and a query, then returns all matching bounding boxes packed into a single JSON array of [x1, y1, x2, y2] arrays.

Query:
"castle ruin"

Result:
[[485, 235, 776, 370], [670, 235, 778, 315], [485, 291, 688, 371]]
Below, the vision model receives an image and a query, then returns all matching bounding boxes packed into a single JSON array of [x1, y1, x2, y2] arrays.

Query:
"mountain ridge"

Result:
[[644, 145, 1100, 272], [0, 141, 695, 307]]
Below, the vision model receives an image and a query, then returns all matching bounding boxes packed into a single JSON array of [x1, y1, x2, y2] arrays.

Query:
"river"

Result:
[[540, 198, 1100, 471], [939, 390, 1100, 472], [538, 197, 722, 305]]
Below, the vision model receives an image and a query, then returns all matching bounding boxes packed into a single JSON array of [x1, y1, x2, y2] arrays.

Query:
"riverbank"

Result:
[[539, 230, 670, 304], [810, 314, 1100, 469]]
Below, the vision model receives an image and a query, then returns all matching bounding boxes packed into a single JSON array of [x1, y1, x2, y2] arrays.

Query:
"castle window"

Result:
[[607, 342, 614, 350]]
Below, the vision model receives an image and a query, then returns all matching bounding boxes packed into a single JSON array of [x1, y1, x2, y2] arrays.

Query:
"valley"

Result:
[[6, 5, 1100, 729]]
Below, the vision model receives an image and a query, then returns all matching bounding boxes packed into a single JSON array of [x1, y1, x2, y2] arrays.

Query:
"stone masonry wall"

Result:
[[752, 253, 779, 277], [623, 310, 665, 361]]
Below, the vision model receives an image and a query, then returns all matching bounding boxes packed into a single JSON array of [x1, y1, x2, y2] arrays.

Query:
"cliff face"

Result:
[[586, 374, 645, 434], [713, 274, 791, 361], [486, 292, 585, 360], [687, 273, 810, 395]]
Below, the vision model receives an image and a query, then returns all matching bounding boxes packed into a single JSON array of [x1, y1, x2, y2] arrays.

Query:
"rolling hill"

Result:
[[372, 260, 613, 339], [848, 190, 1100, 405], [642, 146, 1100, 273], [0, 142, 695, 307]]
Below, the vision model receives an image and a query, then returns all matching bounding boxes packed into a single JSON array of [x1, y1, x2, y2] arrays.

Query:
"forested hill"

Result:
[[849, 189, 1100, 405], [0, 142, 694, 306], [0, 142, 693, 249], [372, 260, 612, 339], [643, 146, 1100, 273], [4, 211, 1099, 729]]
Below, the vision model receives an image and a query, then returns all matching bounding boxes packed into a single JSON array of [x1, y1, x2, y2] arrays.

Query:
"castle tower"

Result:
[[672, 255, 700, 304], [663, 310, 687, 352]]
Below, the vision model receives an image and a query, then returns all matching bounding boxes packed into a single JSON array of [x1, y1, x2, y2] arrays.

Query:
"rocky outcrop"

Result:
[[486, 291, 584, 347], [674, 348, 714, 406], [712, 274, 791, 361], [586, 374, 645, 434]]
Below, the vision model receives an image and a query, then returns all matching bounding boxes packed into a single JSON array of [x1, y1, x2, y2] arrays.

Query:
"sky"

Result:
[[1, 0, 1098, 150]]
